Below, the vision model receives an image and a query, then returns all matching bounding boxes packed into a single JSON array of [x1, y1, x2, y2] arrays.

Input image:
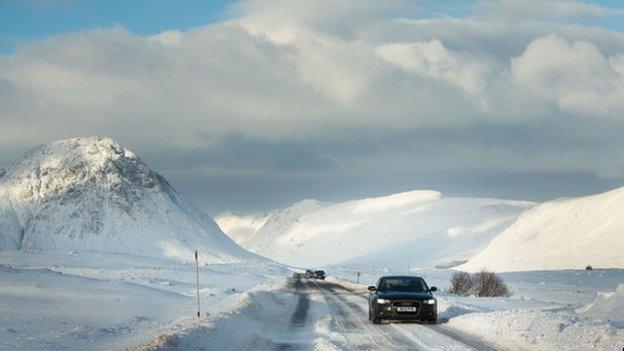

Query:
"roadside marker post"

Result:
[[195, 250, 201, 318]]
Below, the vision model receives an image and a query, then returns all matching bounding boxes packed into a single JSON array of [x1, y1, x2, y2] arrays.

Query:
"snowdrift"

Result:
[[217, 191, 533, 268], [579, 284, 624, 327], [461, 187, 624, 272], [0, 137, 253, 263]]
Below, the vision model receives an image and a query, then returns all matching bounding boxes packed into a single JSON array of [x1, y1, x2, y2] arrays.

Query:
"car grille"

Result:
[[391, 300, 420, 314]]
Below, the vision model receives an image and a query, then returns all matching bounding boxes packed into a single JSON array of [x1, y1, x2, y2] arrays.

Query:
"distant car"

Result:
[[314, 270, 326, 280], [304, 269, 315, 279], [368, 275, 437, 324]]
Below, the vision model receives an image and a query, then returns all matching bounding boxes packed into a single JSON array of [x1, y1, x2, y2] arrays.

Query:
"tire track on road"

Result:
[[272, 278, 315, 351], [424, 325, 502, 351], [289, 292, 310, 326], [313, 280, 426, 351]]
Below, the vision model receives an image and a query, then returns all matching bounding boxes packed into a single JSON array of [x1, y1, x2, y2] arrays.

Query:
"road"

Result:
[[276, 277, 505, 351]]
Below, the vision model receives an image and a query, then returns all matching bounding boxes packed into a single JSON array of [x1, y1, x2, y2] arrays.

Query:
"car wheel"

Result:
[[427, 317, 437, 324]]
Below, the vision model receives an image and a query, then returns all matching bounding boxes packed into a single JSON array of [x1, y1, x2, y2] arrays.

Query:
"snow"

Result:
[[0, 265, 186, 350], [217, 190, 533, 269], [0, 250, 285, 350], [136, 267, 624, 351], [447, 309, 624, 351], [139, 285, 305, 351], [214, 211, 269, 248], [0, 136, 254, 263], [460, 186, 624, 272], [579, 283, 624, 327], [219, 199, 326, 254]]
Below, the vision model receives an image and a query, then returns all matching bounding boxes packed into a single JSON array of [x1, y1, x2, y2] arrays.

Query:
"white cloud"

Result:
[[375, 40, 488, 95], [511, 34, 624, 116], [1, 0, 624, 191], [149, 30, 183, 46], [233, 0, 418, 44]]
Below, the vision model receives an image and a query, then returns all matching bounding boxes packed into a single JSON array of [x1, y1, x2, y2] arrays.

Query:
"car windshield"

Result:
[[378, 277, 427, 293]]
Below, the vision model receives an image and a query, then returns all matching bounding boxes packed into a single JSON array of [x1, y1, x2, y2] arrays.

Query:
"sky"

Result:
[[1, 0, 624, 214]]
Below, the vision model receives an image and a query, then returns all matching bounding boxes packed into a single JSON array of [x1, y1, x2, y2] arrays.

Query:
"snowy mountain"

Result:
[[217, 199, 325, 253], [0, 137, 254, 262], [214, 211, 270, 248], [460, 186, 624, 272], [216, 190, 533, 269]]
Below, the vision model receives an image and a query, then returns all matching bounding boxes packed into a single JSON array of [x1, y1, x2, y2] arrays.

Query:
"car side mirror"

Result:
[[367, 286, 376, 292], [430, 286, 438, 292]]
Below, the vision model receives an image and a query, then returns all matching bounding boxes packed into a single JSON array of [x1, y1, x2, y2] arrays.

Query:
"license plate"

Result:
[[396, 307, 417, 312]]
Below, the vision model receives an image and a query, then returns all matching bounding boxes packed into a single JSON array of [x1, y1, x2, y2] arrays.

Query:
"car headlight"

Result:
[[376, 298, 391, 304], [423, 299, 436, 305]]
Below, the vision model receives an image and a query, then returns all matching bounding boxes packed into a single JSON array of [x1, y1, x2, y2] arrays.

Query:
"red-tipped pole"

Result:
[[195, 250, 201, 318]]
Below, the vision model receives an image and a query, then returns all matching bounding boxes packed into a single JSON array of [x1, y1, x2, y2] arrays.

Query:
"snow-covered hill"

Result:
[[215, 211, 270, 248], [217, 199, 325, 253], [0, 137, 253, 263], [216, 190, 533, 269], [460, 186, 624, 272]]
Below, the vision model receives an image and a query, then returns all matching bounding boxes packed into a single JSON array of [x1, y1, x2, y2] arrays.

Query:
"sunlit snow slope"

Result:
[[217, 191, 533, 268], [215, 211, 269, 248], [0, 137, 253, 262], [461, 187, 624, 272]]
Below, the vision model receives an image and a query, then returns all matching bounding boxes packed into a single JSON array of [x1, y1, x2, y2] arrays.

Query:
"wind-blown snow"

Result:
[[460, 186, 624, 272], [0, 136, 253, 263], [218, 190, 533, 268]]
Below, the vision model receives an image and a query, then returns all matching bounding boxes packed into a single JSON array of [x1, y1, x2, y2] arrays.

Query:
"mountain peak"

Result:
[[9, 136, 137, 174], [0, 137, 252, 262], [1, 136, 167, 205]]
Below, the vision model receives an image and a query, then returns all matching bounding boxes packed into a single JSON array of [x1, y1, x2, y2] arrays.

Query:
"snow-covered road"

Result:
[[146, 277, 510, 351], [282, 278, 504, 351], [4, 260, 620, 350]]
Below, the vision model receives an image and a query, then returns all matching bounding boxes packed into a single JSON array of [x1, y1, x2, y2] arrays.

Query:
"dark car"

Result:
[[314, 270, 326, 280], [304, 269, 315, 279], [368, 275, 437, 324]]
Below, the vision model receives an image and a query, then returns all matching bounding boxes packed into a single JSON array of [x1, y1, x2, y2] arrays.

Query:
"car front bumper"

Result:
[[375, 302, 437, 321]]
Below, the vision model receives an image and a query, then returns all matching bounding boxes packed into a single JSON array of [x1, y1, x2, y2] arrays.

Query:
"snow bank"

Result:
[[579, 284, 624, 327], [0, 251, 284, 351], [447, 308, 624, 351], [140, 287, 301, 351], [0, 265, 189, 350], [461, 186, 624, 272]]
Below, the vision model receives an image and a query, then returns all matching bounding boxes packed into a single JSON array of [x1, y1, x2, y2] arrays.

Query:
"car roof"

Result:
[[379, 275, 424, 280]]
